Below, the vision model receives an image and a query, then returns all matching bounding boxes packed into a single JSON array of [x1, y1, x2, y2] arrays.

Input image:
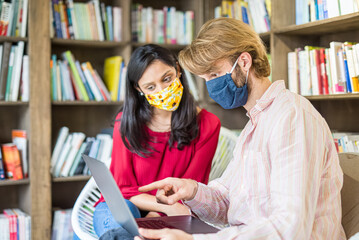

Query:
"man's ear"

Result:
[[238, 52, 252, 72]]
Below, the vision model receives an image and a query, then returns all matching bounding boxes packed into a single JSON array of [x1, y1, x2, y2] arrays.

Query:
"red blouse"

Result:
[[96, 109, 220, 204]]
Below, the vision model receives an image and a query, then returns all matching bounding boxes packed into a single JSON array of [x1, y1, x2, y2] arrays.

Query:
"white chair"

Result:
[[71, 127, 238, 239], [338, 153, 359, 239]]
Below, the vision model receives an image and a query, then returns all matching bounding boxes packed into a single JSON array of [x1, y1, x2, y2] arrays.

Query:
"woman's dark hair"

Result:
[[120, 44, 199, 157]]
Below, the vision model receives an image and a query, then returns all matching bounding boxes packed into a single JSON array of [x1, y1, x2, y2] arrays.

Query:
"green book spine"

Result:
[[64, 51, 89, 101], [5, 46, 16, 101]]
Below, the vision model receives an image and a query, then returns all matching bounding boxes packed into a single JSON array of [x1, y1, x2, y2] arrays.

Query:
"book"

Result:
[[74, 60, 94, 101], [53, 133, 73, 177], [0, 214, 10, 239], [3, 209, 17, 240], [12, 129, 28, 178], [1, 143, 23, 180], [20, 55, 29, 101], [0, 150, 5, 180], [0, 1, 12, 35], [81, 62, 103, 101], [51, 126, 69, 171], [60, 132, 85, 177], [0, 42, 11, 100], [103, 56, 122, 101], [86, 62, 110, 101], [9, 40, 24, 101], [5, 45, 16, 101]]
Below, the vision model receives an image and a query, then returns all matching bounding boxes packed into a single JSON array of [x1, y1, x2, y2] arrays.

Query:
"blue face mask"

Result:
[[206, 58, 249, 109]]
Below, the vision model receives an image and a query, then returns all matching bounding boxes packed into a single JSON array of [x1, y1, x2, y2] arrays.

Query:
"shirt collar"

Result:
[[247, 80, 286, 120]]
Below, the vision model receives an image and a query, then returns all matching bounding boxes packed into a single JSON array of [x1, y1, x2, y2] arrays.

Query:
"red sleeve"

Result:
[[181, 110, 221, 184], [96, 112, 141, 205]]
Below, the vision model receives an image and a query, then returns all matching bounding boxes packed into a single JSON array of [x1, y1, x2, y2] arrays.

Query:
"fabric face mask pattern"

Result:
[[145, 77, 183, 111]]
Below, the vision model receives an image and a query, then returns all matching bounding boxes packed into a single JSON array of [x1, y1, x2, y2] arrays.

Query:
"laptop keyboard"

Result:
[[137, 219, 175, 229]]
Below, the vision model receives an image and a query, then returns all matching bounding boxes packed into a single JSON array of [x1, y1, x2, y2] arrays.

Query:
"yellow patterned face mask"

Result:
[[144, 78, 183, 111]]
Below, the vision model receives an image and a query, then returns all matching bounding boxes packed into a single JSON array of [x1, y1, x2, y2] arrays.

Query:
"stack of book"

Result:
[[0, 209, 31, 240], [50, 51, 111, 101], [0, 0, 28, 37], [287, 42, 359, 96], [296, 0, 359, 25], [50, 0, 122, 41], [131, 4, 194, 45], [0, 42, 29, 102], [214, 0, 271, 34], [333, 132, 359, 153], [51, 209, 73, 240], [51, 127, 113, 178], [0, 129, 28, 181]]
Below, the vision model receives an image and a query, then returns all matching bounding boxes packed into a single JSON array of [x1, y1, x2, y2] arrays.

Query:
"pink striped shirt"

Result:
[[186, 80, 346, 239]]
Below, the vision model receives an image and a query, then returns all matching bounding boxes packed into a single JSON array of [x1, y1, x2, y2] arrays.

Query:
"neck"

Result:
[[149, 107, 173, 132], [243, 74, 272, 112]]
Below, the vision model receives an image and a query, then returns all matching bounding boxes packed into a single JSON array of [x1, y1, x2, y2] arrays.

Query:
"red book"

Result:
[[3, 209, 17, 240], [1, 144, 24, 180], [319, 49, 329, 95], [314, 49, 323, 95]]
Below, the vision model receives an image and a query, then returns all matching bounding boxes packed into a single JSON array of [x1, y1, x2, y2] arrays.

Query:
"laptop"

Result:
[[82, 154, 220, 238]]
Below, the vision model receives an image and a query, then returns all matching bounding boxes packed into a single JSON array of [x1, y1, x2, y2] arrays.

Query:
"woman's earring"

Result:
[[140, 92, 144, 96]]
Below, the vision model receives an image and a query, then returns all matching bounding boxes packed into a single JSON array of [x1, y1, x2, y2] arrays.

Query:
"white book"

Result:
[[184, 69, 199, 101], [113, 7, 120, 42], [0, 45, 3, 71], [12, 209, 25, 240], [329, 42, 345, 93], [60, 132, 85, 177], [185, 11, 194, 44], [170, 7, 177, 44], [177, 12, 184, 45], [337, 50, 348, 92], [51, 127, 69, 171], [81, 62, 102, 101], [140, 7, 147, 43], [53, 133, 73, 177], [327, 0, 340, 18], [119, 66, 127, 101], [21, 55, 29, 101], [339, 0, 355, 15], [20, 0, 28, 37], [6, 1, 14, 36], [10, 41, 24, 101], [92, 0, 104, 41], [298, 50, 312, 96], [96, 133, 112, 167], [146, 7, 153, 43], [61, 60, 75, 101], [93, 69, 111, 101], [288, 52, 299, 94], [56, 62, 62, 101], [310, 50, 319, 95], [0, 214, 10, 240]]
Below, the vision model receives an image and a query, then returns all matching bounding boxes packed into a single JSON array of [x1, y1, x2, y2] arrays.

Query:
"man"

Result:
[[135, 18, 346, 240]]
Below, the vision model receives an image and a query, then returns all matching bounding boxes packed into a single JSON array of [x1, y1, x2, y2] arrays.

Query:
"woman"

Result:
[[93, 44, 221, 238]]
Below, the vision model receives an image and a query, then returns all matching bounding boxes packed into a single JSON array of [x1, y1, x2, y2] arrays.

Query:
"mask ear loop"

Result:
[[245, 69, 249, 84], [229, 57, 240, 74]]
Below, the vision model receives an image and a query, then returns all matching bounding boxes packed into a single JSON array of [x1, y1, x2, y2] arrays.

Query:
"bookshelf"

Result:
[[1, 0, 357, 238]]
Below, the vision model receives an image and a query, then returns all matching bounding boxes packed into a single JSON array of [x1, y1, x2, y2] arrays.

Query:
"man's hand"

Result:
[[139, 178, 198, 205], [134, 228, 194, 240]]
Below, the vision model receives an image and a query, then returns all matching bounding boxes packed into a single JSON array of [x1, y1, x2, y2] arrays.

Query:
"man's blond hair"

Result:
[[179, 18, 270, 78]]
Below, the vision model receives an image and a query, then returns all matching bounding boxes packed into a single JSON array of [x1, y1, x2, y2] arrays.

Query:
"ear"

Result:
[[135, 84, 144, 95], [237, 52, 252, 73], [176, 62, 182, 77]]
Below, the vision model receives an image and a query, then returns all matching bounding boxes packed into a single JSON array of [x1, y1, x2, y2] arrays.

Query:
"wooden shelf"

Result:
[[52, 175, 91, 183], [274, 12, 359, 35], [52, 101, 123, 106], [0, 101, 29, 106], [0, 36, 28, 43], [0, 179, 30, 186], [51, 38, 129, 48], [259, 31, 271, 42], [305, 93, 359, 100], [131, 42, 188, 50]]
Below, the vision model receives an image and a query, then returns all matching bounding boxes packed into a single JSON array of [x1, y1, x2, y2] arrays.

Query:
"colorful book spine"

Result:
[[1, 143, 24, 180]]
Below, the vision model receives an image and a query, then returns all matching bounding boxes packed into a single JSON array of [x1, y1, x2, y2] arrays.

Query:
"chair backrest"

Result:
[[71, 177, 101, 240], [339, 153, 359, 239], [209, 127, 238, 181]]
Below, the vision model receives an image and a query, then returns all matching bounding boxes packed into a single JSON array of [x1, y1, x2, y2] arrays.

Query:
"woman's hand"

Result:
[[134, 228, 193, 240], [145, 211, 161, 218], [163, 202, 191, 216]]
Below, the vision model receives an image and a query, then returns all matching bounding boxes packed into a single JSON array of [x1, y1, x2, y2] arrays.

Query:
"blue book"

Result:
[[241, 6, 249, 25], [106, 6, 113, 41], [315, 0, 319, 21], [296, 0, 303, 25], [51, 54, 58, 101], [52, 0, 63, 38], [0, 151, 5, 180], [75, 61, 94, 100], [117, 61, 125, 101], [343, 56, 352, 93]]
